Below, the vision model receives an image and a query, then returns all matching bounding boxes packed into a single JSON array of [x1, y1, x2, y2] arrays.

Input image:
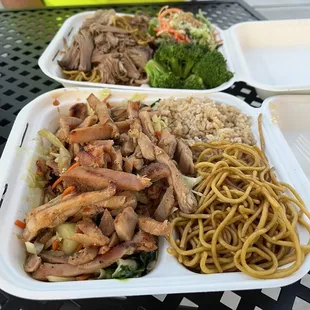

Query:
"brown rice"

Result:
[[157, 96, 255, 146]]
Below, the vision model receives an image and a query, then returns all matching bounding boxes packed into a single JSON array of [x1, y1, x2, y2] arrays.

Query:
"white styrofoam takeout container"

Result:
[[261, 95, 310, 181], [38, 11, 310, 99], [37, 11, 235, 94], [0, 88, 310, 300]]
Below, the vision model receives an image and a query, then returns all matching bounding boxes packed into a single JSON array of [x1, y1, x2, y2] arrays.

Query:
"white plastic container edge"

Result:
[[0, 88, 310, 300]]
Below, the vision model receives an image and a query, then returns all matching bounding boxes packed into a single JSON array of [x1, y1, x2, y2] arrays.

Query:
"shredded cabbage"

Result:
[[38, 129, 71, 172], [183, 175, 203, 189]]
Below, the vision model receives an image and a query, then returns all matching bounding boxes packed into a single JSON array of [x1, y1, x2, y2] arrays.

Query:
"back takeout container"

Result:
[[0, 88, 310, 300], [38, 11, 310, 99]]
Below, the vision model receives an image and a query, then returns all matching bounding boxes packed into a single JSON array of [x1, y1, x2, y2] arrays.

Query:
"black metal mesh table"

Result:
[[0, 2, 310, 310]]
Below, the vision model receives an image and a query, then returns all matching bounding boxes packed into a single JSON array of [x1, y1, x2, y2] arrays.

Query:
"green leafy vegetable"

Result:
[[154, 43, 208, 79], [183, 75, 205, 90], [192, 50, 234, 88], [145, 60, 183, 89]]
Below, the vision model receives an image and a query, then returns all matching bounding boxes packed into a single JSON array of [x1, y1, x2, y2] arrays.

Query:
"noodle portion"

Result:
[[168, 142, 310, 279]]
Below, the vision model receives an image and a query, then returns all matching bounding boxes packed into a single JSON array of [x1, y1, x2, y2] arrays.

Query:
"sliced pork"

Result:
[[114, 207, 138, 241], [138, 216, 171, 236], [62, 166, 151, 192], [23, 184, 116, 241]]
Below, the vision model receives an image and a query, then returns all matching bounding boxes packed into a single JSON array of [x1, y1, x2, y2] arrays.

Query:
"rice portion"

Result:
[[157, 96, 255, 146]]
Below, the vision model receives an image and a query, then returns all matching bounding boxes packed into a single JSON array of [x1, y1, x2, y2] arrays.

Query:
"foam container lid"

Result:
[[0, 88, 310, 300], [38, 12, 310, 99]]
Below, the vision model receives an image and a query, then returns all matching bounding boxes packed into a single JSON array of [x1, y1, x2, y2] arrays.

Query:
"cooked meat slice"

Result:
[[99, 209, 114, 237], [175, 139, 195, 176], [62, 166, 151, 192], [24, 254, 42, 273], [58, 41, 80, 71], [127, 101, 140, 119], [115, 120, 131, 134], [75, 151, 98, 167], [69, 123, 119, 144], [97, 195, 127, 210], [68, 247, 98, 266], [110, 191, 137, 216], [81, 9, 116, 29], [77, 115, 98, 128], [147, 182, 164, 200], [123, 156, 144, 173], [32, 242, 135, 280], [138, 132, 155, 161], [90, 24, 130, 34], [72, 220, 110, 247], [46, 159, 60, 176], [132, 230, 158, 252], [155, 146, 198, 214], [158, 128, 177, 158], [114, 207, 138, 241], [69, 143, 81, 158], [87, 95, 118, 135], [121, 54, 140, 79], [36, 229, 54, 245], [111, 147, 122, 171], [111, 107, 127, 122], [109, 232, 120, 247], [120, 133, 135, 156], [154, 185, 175, 222], [23, 184, 116, 241], [36, 158, 47, 177], [139, 110, 157, 144], [139, 163, 170, 182], [76, 29, 94, 71], [71, 195, 126, 221], [138, 216, 171, 236], [127, 46, 152, 70], [69, 103, 87, 120], [86, 139, 114, 152], [129, 118, 142, 142], [40, 251, 69, 264], [98, 245, 110, 255], [57, 116, 83, 142]]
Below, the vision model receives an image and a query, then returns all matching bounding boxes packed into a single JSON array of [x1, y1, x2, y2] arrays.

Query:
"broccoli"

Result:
[[144, 59, 183, 89], [183, 74, 205, 90], [192, 50, 233, 89], [154, 43, 208, 79]]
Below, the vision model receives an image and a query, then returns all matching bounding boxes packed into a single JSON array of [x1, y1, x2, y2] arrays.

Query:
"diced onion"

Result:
[[25, 241, 44, 255]]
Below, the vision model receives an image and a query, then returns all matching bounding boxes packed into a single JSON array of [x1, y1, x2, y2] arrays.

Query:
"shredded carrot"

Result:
[[76, 274, 90, 281], [154, 131, 161, 137], [52, 239, 60, 251], [76, 244, 83, 252], [61, 185, 76, 198], [14, 219, 26, 229], [52, 162, 79, 189]]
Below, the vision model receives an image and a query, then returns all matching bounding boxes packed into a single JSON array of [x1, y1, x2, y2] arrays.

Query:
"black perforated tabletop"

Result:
[[1, 2, 310, 310]]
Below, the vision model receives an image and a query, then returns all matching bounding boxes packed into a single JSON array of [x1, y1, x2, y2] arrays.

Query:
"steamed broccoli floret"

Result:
[[184, 74, 205, 90], [154, 43, 208, 79], [145, 59, 183, 89], [192, 50, 233, 88]]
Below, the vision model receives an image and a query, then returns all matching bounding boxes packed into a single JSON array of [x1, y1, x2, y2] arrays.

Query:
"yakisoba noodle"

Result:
[[168, 122, 310, 279]]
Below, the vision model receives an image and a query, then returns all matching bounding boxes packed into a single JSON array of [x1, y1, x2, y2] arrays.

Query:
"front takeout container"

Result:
[[38, 12, 310, 99], [0, 88, 310, 300]]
